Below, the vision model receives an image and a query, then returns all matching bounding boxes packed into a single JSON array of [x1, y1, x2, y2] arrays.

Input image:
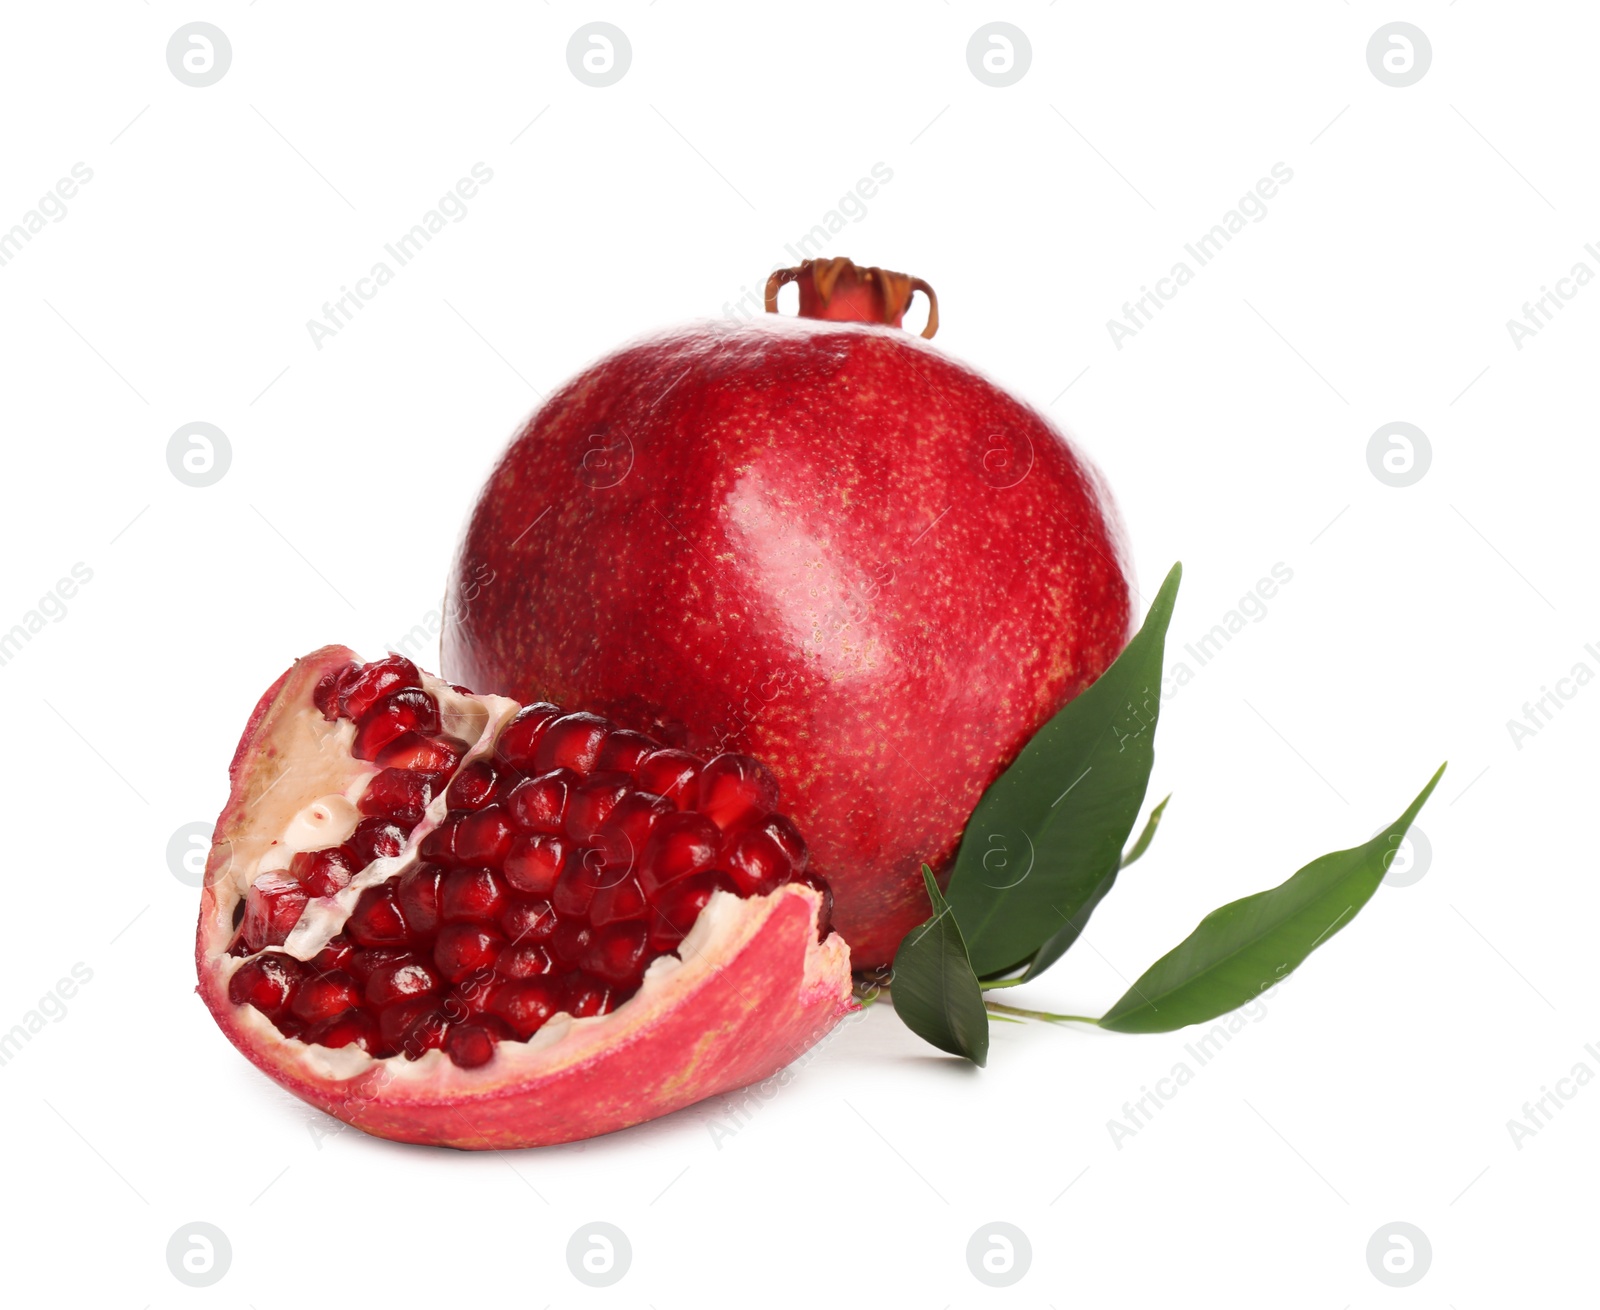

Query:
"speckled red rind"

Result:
[[195, 648, 856, 1150], [443, 317, 1133, 967]]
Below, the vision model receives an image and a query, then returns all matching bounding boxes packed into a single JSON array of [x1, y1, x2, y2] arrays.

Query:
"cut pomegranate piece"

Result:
[[196, 646, 852, 1149]]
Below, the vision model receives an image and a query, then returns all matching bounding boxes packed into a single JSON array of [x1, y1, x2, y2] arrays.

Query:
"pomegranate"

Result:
[[195, 647, 853, 1149], [443, 257, 1132, 967]]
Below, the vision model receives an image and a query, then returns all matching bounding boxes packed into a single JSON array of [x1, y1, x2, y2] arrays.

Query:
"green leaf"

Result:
[[1016, 794, 1173, 982], [945, 563, 1182, 978], [1120, 794, 1171, 869], [1098, 764, 1446, 1034], [1018, 862, 1120, 981], [890, 866, 990, 1065]]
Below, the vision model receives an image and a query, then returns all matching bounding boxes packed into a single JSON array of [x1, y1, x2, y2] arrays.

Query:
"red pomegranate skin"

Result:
[[443, 317, 1132, 968]]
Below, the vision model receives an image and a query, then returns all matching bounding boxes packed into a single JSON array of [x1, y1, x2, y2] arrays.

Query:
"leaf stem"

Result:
[[984, 1000, 1100, 1026], [978, 976, 1029, 991]]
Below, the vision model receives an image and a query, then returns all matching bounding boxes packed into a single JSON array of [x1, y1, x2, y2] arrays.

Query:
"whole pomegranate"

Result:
[[443, 259, 1132, 968]]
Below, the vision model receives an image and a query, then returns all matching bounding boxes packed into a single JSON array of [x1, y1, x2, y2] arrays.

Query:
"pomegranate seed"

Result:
[[444, 1015, 515, 1068], [290, 970, 363, 1023], [503, 833, 569, 896], [640, 811, 720, 893], [358, 768, 438, 826], [443, 974, 501, 1020], [797, 872, 835, 940], [346, 884, 409, 946], [565, 975, 617, 1017], [564, 771, 633, 842], [350, 817, 407, 866], [379, 997, 449, 1059], [419, 815, 463, 867], [636, 748, 701, 806], [758, 814, 808, 872], [697, 753, 779, 829], [337, 655, 422, 721], [505, 768, 577, 834], [310, 935, 355, 973], [494, 703, 561, 771], [455, 806, 515, 865], [648, 870, 738, 951], [290, 845, 358, 898], [313, 662, 356, 720], [240, 872, 309, 950], [304, 1010, 380, 1052], [396, 864, 443, 934], [492, 979, 562, 1038], [585, 922, 649, 986], [552, 858, 608, 918], [364, 955, 442, 1008], [348, 947, 412, 983], [434, 924, 504, 983], [446, 759, 499, 811], [551, 920, 594, 968], [499, 898, 557, 943], [590, 792, 672, 876], [497, 942, 555, 978], [589, 875, 648, 928], [376, 732, 466, 773], [440, 867, 508, 924], [534, 712, 611, 775], [352, 689, 441, 761], [597, 730, 657, 772], [722, 827, 791, 896], [228, 952, 304, 1015]]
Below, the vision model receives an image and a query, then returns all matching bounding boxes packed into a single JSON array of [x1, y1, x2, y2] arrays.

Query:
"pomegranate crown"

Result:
[[764, 257, 939, 339]]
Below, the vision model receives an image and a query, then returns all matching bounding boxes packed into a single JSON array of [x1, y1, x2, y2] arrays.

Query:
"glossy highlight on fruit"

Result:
[[443, 257, 1133, 966], [196, 647, 853, 1148]]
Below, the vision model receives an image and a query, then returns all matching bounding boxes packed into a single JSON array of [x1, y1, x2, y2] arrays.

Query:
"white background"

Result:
[[1, 3, 1593, 1304]]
